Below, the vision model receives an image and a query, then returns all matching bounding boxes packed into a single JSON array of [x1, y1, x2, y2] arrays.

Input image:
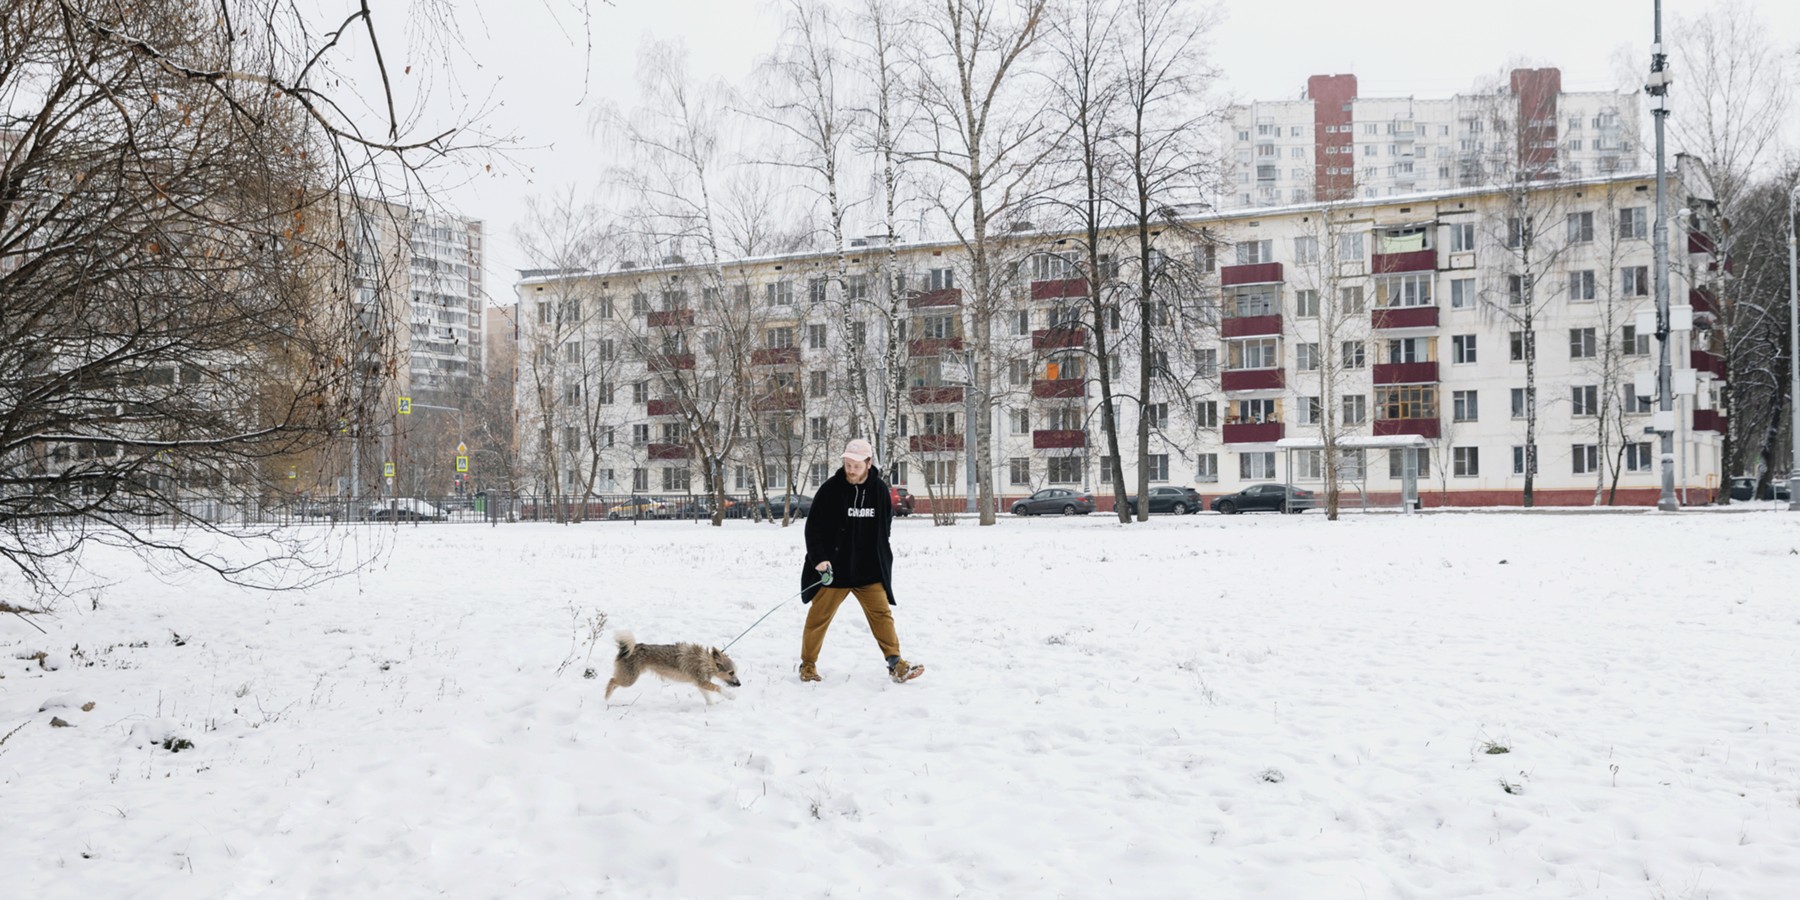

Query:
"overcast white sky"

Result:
[[387, 0, 1798, 305]]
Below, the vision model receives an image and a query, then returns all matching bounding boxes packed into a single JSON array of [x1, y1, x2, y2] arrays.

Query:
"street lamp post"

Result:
[[1648, 0, 1679, 511], [1787, 185, 1800, 511]]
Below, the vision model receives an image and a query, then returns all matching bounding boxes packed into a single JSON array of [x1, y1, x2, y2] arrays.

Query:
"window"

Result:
[[1240, 452, 1276, 480], [889, 461, 908, 485], [632, 423, 651, 446], [1568, 270, 1596, 302], [1144, 403, 1168, 429], [1452, 334, 1477, 364], [1009, 458, 1031, 486], [1295, 449, 1323, 480], [1196, 453, 1219, 482], [1376, 274, 1433, 308], [1196, 400, 1218, 428], [632, 293, 652, 315], [1453, 390, 1479, 422], [1625, 442, 1653, 472], [766, 280, 794, 306], [810, 416, 829, 441], [1194, 348, 1218, 377], [1010, 358, 1032, 386], [921, 411, 957, 434], [1449, 223, 1476, 252], [1376, 385, 1437, 421], [1010, 408, 1030, 434], [1341, 395, 1366, 425], [1296, 342, 1321, 372], [918, 314, 958, 339], [596, 381, 615, 405], [1512, 445, 1538, 476], [1013, 310, 1031, 335], [1227, 285, 1279, 317], [1622, 325, 1650, 356], [1195, 243, 1217, 273], [1453, 447, 1480, 477], [1030, 252, 1075, 281], [1623, 266, 1649, 297], [927, 268, 955, 290], [1298, 396, 1322, 426], [1571, 385, 1599, 416], [1619, 207, 1648, 239], [810, 462, 831, 485], [1147, 454, 1169, 481], [1566, 211, 1594, 243], [1047, 456, 1082, 484], [766, 326, 795, 349], [1295, 290, 1320, 318], [1510, 331, 1530, 362], [632, 468, 649, 492], [1227, 338, 1280, 370], [1338, 232, 1365, 260], [1389, 448, 1430, 479], [1506, 217, 1523, 249], [1624, 384, 1653, 414], [1572, 444, 1599, 475], [1236, 398, 1278, 424], [809, 370, 828, 397], [1386, 337, 1429, 364], [1294, 236, 1319, 264], [1234, 240, 1273, 265], [633, 381, 649, 404], [924, 460, 958, 486], [1508, 274, 1525, 306], [1510, 387, 1535, 419], [1569, 328, 1597, 359], [1339, 285, 1365, 313], [601, 426, 615, 448], [1341, 341, 1366, 369], [1450, 277, 1476, 309], [808, 323, 827, 349]]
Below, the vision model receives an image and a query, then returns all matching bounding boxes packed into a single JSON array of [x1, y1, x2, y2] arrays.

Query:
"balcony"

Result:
[[1690, 349, 1726, 380], [1687, 231, 1718, 255], [1032, 429, 1086, 450], [751, 390, 803, 411], [1032, 378, 1086, 399], [1220, 262, 1283, 286], [1221, 314, 1283, 338], [908, 337, 965, 357], [1223, 421, 1284, 444], [1030, 277, 1087, 301], [647, 442, 690, 460], [649, 352, 695, 371], [1693, 409, 1727, 433], [1370, 306, 1439, 330], [1032, 325, 1087, 350], [909, 386, 964, 405], [908, 287, 963, 308], [1373, 418, 1442, 439], [1371, 249, 1437, 274], [1372, 361, 1439, 385], [646, 309, 694, 328], [910, 434, 964, 453], [1690, 288, 1719, 317], [1221, 368, 1284, 392], [646, 399, 681, 417], [751, 347, 801, 367]]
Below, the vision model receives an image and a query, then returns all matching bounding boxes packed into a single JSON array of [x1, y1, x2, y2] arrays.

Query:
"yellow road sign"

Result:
[[398, 397, 412, 415], [456, 456, 469, 473], [456, 442, 468, 456], [383, 462, 395, 478]]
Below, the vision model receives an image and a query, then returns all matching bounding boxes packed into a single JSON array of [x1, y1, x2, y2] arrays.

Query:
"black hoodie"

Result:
[[799, 465, 895, 604]]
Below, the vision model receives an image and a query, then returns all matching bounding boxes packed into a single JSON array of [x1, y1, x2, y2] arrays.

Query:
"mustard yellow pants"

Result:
[[801, 582, 899, 665]]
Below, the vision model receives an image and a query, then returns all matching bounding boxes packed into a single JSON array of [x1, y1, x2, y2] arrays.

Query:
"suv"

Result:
[[891, 486, 915, 516]]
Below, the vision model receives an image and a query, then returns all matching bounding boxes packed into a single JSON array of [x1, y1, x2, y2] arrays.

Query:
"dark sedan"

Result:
[[1010, 488, 1096, 516], [1209, 483, 1315, 515], [759, 494, 813, 519], [1123, 486, 1205, 515]]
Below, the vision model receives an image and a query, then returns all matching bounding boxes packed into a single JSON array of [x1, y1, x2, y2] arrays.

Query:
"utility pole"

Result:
[[1787, 185, 1800, 511], [1648, 0, 1680, 511]]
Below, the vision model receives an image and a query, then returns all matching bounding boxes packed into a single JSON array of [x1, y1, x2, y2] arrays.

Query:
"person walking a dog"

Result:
[[798, 438, 923, 684]]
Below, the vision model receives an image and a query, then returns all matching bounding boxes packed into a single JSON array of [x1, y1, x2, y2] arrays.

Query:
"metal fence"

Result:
[[160, 491, 813, 527]]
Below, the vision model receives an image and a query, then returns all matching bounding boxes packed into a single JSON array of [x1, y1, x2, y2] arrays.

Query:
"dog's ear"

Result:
[[710, 647, 722, 659]]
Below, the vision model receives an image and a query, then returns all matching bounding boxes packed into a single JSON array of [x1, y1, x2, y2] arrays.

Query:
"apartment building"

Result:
[[1225, 69, 1642, 209], [515, 169, 1723, 510]]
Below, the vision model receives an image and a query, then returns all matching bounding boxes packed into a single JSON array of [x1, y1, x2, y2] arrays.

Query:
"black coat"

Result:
[[800, 466, 895, 605]]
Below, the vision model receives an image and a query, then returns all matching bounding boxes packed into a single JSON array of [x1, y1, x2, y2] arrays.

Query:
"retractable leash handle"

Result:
[[720, 564, 833, 652]]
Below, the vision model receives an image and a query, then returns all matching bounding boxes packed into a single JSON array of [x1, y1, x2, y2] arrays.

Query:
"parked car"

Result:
[[759, 494, 813, 519], [891, 486, 915, 517], [368, 498, 446, 521], [1209, 484, 1316, 515], [1123, 486, 1205, 515], [295, 500, 340, 520], [669, 496, 749, 519], [606, 496, 669, 519], [1729, 476, 1792, 502], [1010, 488, 1096, 516]]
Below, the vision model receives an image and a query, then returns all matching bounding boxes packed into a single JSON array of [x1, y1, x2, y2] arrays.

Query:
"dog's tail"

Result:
[[613, 629, 637, 660]]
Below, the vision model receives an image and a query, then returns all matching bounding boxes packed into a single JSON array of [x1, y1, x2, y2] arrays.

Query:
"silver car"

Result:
[[1010, 488, 1096, 516]]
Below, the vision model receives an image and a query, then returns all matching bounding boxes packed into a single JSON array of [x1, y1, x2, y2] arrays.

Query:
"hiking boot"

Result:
[[799, 662, 822, 682], [887, 656, 924, 683]]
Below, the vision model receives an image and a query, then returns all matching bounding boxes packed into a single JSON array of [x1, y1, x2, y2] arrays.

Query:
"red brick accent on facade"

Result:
[[1371, 249, 1437, 274], [1221, 314, 1283, 338], [1220, 262, 1284, 286], [909, 386, 965, 405], [1511, 67, 1562, 175], [910, 434, 964, 453], [1030, 278, 1088, 301], [1032, 429, 1086, 449], [1223, 421, 1284, 443], [1370, 306, 1439, 330], [1373, 417, 1442, 439], [1372, 361, 1439, 385], [1031, 378, 1086, 400], [907, 288, 962, 308], [1221, 368, 1285, 392], [1308, 74, 1357, 202]]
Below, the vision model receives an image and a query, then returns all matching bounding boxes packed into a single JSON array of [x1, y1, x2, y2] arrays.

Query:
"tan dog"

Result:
[[605, 631, 741, 704]]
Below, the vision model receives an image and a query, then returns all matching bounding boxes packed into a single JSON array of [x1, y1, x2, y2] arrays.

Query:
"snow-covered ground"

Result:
[[4, 511, 1800, 899]]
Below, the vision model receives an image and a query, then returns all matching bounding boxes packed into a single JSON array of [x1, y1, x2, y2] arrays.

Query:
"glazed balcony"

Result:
[[1693, 409, 1727, 433], [751, 390, 803, 411], [1221, 314, 1283, 338], [1030, 277, 1087, 301], [1221, 368, 1284, 392], [908, 337, 965, 357], [907, 287, 963, 308], [1222, 421, 1284, 443], [646, 399, 681, 417], [1373, 418, 1442, 439], [646, 309, 694, 328], [1690, 349, 1726, 380], [1370, 306, 1439, 330], [909, 386, 965, 405], [1031, 378, 1086, 399], [909, 434, 964, 453], [1371, 249, 1437, 274], [1372, 361, 1439, 385], [1032, 325, 1087, 350], [1220, 263, 1283, 286], [649, 352, 695, 371], [751, 347, 801, 367], [1032, 429, 1086, 450], [648, 442, 690, 460]]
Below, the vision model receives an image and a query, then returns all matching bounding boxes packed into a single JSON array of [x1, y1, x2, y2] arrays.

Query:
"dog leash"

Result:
[[722, 568, 832, 652]]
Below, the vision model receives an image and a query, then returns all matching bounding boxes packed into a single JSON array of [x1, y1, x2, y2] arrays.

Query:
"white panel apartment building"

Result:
[[515, 170, 1723, 511]]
